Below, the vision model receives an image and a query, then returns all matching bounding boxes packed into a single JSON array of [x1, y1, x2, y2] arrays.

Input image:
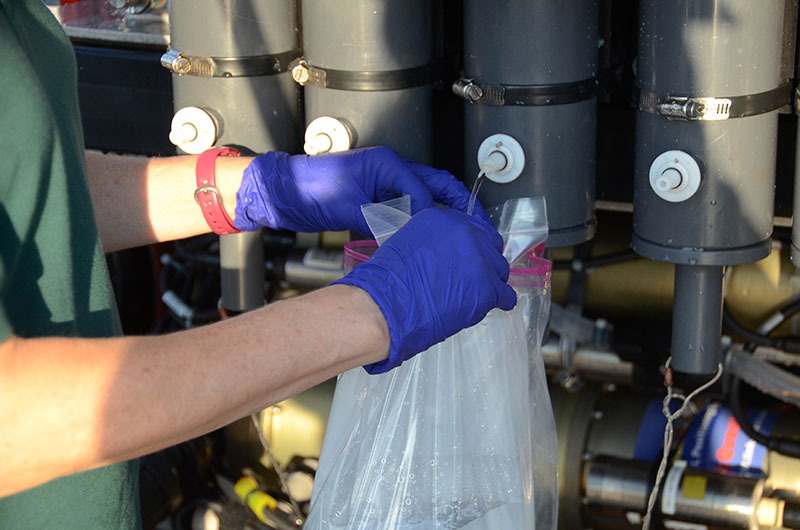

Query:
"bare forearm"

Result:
[[0, 284, 388, 497], [86, 151, 251, 252]]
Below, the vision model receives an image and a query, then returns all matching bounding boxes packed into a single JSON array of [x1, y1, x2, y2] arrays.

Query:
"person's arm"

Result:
[[0, 284, 388, 498], [86, 146, 492, 253], [86, 151, 251, 253]]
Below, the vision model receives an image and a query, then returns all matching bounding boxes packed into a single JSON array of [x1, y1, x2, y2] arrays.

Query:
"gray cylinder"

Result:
[[169, 1, 300, 155], [169, 0, 301, 312], [671, 265, 724, 375], [301, 0, 433, 162], [463, 0, 598, 248], [632, 0, 783, 265]]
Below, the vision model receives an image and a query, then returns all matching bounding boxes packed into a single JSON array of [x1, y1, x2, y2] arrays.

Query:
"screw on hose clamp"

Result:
[[639, 90, 733, 121], [290, 59, 311, 85], [161, 49, 192, 75], [288, 58, 330, 87], [452, 78, 484, 102], [657, 96, 732, 121]]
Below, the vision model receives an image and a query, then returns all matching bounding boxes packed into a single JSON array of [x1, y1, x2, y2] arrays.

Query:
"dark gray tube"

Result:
[[671, 265, 724, 375], [301, 0, 433, 162], [169, 0, 301, 311], [463, 0, 598, 248], [219, 233, 265, 312]]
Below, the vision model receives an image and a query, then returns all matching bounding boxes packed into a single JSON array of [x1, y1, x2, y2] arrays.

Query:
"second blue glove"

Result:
[[333, 208, 517, 374]]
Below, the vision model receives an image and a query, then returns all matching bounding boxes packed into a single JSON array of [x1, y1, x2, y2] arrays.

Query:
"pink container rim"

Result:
[[344, 240, 552, 277]]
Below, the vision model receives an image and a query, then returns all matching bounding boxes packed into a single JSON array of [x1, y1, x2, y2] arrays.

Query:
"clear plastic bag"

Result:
[[304, 199, 554, 530]]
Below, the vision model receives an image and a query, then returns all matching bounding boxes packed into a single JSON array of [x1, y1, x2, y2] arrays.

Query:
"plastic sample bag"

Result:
[[304, 199, 554, 530]]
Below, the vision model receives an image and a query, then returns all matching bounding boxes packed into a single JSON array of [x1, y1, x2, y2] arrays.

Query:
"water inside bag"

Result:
[[305, 196, 556, 530]]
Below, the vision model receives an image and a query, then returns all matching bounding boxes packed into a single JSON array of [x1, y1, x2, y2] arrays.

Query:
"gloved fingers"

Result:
[[467, 200, 495, 228], [407, 161, 496, 226], [382, 173, 436, 214], [405, 161, 472, 211], [352, 216, 375, 239], [493, 251, 511, 282], [495, 281, 518, 311], [461, 211, 505, 253], [360, 147, 436, 213]]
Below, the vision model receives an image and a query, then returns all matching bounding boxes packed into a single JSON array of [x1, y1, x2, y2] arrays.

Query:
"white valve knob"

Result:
[[480, 150, 508, 175], [655, 168, 683, 191], [649, 150, 702, 203], [477, 133, 525, 184], [168, 122, 198, 146], [304, 133, 333, 156], [304, 116, 353, 155], [169, 106, 217, 155]]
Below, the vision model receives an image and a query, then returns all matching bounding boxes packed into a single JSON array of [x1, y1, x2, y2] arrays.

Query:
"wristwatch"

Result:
[[194, 147, 242, 235]]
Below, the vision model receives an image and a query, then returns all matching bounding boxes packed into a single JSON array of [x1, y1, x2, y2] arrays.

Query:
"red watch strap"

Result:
[[195, 147, 242, 235]]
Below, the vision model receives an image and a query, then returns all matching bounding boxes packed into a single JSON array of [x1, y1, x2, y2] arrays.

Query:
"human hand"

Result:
[[233, 146, 491, 235], [333, 208, 517, 374]]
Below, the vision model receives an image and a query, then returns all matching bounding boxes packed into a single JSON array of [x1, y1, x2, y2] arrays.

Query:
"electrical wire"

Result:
[[757, 297, 800, 335], [722, 305, 800, 353], [641, 358, 722, 530]]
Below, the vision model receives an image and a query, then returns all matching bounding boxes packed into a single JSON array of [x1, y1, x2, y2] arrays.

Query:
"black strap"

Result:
[[637, 82, 793, 120], [162, 48, 302, 78], [485, 77, 600, 106], [289, 58, 442, 91], [452, 67, 625, 106]]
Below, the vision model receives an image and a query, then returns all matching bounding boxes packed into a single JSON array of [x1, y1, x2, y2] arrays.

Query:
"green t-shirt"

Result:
[[0, 1, 140, 528]]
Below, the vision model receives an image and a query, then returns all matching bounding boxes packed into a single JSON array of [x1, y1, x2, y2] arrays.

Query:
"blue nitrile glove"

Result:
[[333, 208, 517, 374], [234, 146, 492, 236]]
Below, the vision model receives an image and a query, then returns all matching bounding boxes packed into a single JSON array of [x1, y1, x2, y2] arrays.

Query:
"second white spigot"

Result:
[[477, 133, 525, 183]]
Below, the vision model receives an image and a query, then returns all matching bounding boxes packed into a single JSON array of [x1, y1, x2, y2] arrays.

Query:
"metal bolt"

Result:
[[452, 78, 483, 102], [174, 56, 191, 75], [591, 410, 604, 421], [464, 84, 483, 102], [292, 64, 310, 85]]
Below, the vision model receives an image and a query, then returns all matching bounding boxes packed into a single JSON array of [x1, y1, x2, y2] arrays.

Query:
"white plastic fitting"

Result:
[[480, 150, 508, 175], [649, 150, 702, 203], [477, 133, 525, 184], [304, 116, 353, 155], [169, 106, 217, 155]]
